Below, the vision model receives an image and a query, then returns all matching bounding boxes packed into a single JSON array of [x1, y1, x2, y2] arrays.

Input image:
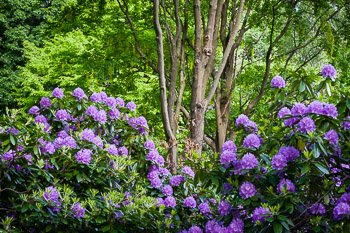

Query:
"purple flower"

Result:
[[92, 136, 103, 148], [271, 75, 286, 88], [114, 211, 124, 219], [40, 97, 52, 109], [90, 92, 102, 102], [284, 117, 299, 127], [72, 88, 87, 100], [64, 136, 77, 148], [205, 220, 225, 233], [155, 155, 165, 166], [223, 182, 233, 195], [52, 87, 64, 99], [187, 226, 203, 233], [170, 175, 185, 187], [43, 186, 61, 206], [184, 196, 197, 208], [116, 97, 125, 107], [58, 130, 69, 138], [108, 145, 119, 155], [291, 103, 307, 116], [182, 166, 195, 178], [81, 129, 95, 142], [41, 142, 55, 154], [218, 200, 231, 216], [297, 117, 316, 133], [99, 92, 108, 101], [29, 106, 40, 115], [109, 108, 120, 119], [227, 218, 244, 233], [333, 202, 350, 220], [343, 116, 350, 130], [240, 153, 259, 170], [164, 196, 177, 208], [156, 197, 164, 207], [105, 97, 117, 107], [220, 150, 236, 165], [321, 64, 336, 81], [118, 146, 128, 156], [235, 114, 250, 127], [1, 150, 16, 161], [150, 177, 162, 188], [126, 101, 136, 111], [339, 193, 350, 205], [277, 178, 296, 194], [158, 168, 171, 177], [323, 103, 338, 119], [239, 181, 257, 199], [146, 150, 159, 161], [6, 127, 19, 135], [243, 134, 262, 149], [75, 149, 92, 165], [307, 101, 324, 115], [310, 203, 326, 215], [222, 140, 237, 152], [272, 154, 287, 170], [324, 129, 339, 145], [86, 106, 98, 117], [71, 202, 85, 218], [35, 115, 47, 124], [144, 140, 156, 150], [55, 109, 70, 121], [252, 206, 271, 223], [94, 110, 107, 124], [278, 146, 300, 162], [198, 202, 211, 215], [278, 107, 291, 119], [162, 185, 173, 196]]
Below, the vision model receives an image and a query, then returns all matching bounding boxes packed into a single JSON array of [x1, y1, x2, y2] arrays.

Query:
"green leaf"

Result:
[[301, 164, 310, 175], [281, 221, 290, 231], [10, 134, 16, 145], [273, 222, 283, 233], [315, 163, 329, 175], [325, 82, 331, 96], [299, 81, 306, 92], [346, 100, 350, 110]]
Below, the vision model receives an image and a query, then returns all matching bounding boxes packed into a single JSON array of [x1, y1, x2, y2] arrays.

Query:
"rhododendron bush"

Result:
[[1, 65, 350, 232]]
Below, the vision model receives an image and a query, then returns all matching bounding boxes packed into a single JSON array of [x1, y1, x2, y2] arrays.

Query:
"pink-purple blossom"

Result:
[[52, 87, 64, 99], [271, 75, 286, 88], [243, 134, 262, 149], [252, 206, 271, 223], [183, 196, 197, 208], [71, 202, 86, 218], [40, 97, 52, 109], [240, 153, 259, 169], [75, 149, 92, 165], [277, 178, 296, 194], [72, 88, 87, 100], [239, 181, 257, 199], [321, 64, 336, 81], [297, 117, 316, 133]]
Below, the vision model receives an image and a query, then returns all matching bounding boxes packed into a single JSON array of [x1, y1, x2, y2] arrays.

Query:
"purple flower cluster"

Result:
[[1, 149, 16, 161], [39, 138, 55, 154], [182, 166, 195, 178], [218, 200, 231, 216], [170, 175, 185, 187], [205, 219, 244, 233], [52, 87, 64, 99], [161, 185, 173, 196], [43, 186, 61, 207], [343, 116, 350, 130], [146, 150, 164, 166], [235, 114, 258, 133], [277, 178, 296, 194], [252, 206, 271, 223], [243, 134, 262, 149], [126, 101, 136, 111], [71, 202, 86, 218], [333, 202, 350, 220], [271, 75, 286, 89], [297, 117, 316, 134], [239, 181, 257, 199], [278, 146, 300, 162], [309, 203, 326, 215], [54, 135, 77, 149], [291, 103, 307, 116], [278, 107, 291, 119], [271, 154, 288, 171], [29, 106, 40, 115], [321, 64, 336, 81], [183, 196, 197, 208], [220, 140, 237, 166], [180, 226, 203, 233], [72, 88, 87, 101], [164, 196, 176, 208], [144, 140, 156, 150], [324, 129, 339, 145], [198, 202, 211, 215], [40, 97, 52, 109], [307, 101, 338, 119], [75, 149, 92, 165], [240, 153, 259, 170], [55, 109, 71, 121]]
